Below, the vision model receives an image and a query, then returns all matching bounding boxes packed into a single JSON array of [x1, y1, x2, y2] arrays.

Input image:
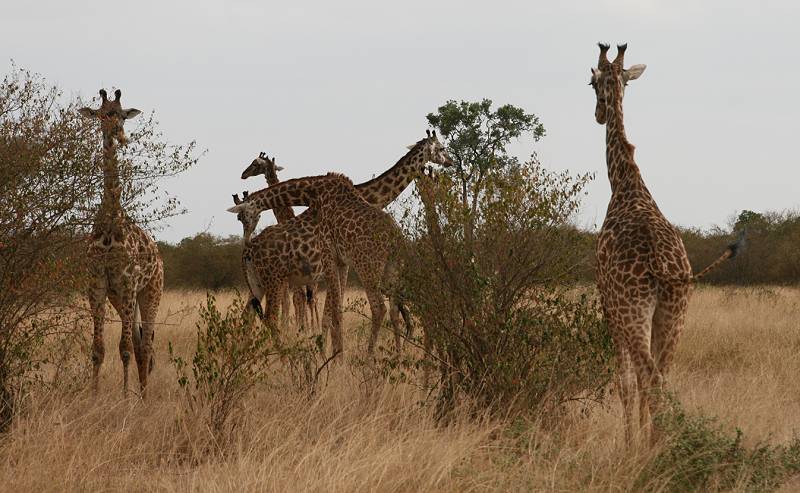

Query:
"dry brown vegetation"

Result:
[[1, 286, 799, 492]]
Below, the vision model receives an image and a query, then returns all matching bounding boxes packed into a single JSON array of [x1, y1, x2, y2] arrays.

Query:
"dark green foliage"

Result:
[[639, 396, 800, 492], [427, 99, 546, 246], [680, 210, 800, 285], [401, 101, 614, 416], [159, 233, 243, 290], [170, 294, 279, 436]]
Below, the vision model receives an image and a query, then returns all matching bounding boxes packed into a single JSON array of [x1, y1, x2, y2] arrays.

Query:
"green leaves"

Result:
[[169, 293, 278, 436]]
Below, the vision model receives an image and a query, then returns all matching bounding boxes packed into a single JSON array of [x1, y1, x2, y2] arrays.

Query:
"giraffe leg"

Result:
[[422, 325, 433, 388], [293, 287, 307, 331], [651, 283, 690, 379], [610, 326, 636, 446], [363, 286, 387, 354], [623, 311, 663, 445], [116, 299, 137, 396], [321, 262, 343, 358], [87, 272, 108, 394], [279, 281, 291, 328], [388, 300, 403, 353], [307, 285, 320, 332], [261, 283, 283, 340], [382, 259, 405, 353], [136, 269, 162, 397], [337, 261, 349, 309]]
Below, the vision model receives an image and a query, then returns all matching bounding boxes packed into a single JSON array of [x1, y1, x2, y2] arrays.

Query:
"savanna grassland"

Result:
[[1, 286, 799, 492]]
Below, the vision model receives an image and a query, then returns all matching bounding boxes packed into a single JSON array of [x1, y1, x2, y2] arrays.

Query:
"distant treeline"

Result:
[[158, 210, 800, 290]]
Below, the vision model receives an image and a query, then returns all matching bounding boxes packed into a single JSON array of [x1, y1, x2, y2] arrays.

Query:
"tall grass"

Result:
[[1, 287, 799, 491]]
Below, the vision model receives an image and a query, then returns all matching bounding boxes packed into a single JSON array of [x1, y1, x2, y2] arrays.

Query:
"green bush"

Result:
[[400, 158, 614, 417], [639, 396, 800, 492], [169, 294, 280, 437]]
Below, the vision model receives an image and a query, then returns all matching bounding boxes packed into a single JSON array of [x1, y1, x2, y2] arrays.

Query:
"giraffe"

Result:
[[590, 44, 741, 444], [230, 173, 404, 357], [239, 152, 319, 331], [230, 131, 453, 354], [79, 89, 164, 396]]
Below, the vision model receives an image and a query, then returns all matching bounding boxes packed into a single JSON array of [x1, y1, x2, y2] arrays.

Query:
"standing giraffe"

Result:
[[239, 152, 320, 331], [79, 89, 164, 396], [590, 44, 741, 443], [230, 131, 452, 354], [230, 173, 402, 357]]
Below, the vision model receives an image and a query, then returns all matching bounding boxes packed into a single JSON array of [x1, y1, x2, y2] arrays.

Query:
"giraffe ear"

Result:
[[78, 107, 98, 118], [623, 64, 646, 82], [121, 108, 142, 120], [275, 165, 284, 171], [227, 204, 246, 213]]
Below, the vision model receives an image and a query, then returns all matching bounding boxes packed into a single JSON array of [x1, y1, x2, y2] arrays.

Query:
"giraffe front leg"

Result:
[[358, 264, 386, 355], [322, 262, 343, 359], [388, 301, 403, 353], [136, 269, 163, 398], [293, 287, 307, 332], [88, 276, 108, 394], [118, 300, 137, 396]]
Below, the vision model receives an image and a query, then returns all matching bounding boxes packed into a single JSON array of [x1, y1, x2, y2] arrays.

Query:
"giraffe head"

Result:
[[409, 130, 454, 167], [589, 43, 646, 124], [231, 191, 258, 244], [241, 152, 284, 180], [78, 89, 141, 145]]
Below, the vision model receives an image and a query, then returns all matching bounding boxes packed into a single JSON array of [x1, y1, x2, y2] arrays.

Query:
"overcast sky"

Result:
[[4, 0, 798, 242]]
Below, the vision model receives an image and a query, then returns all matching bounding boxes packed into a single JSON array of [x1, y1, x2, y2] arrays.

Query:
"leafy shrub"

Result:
[[169, 294, 323, 442], [170, 294, 277, 437], [639, 396, 800, 492], [400, 155, 613, 417]]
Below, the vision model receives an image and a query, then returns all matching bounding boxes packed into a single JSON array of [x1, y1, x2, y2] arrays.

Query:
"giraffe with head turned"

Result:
[[590, 43, 742, 444], [239, 152, 320, 331], [231, 173, 403, 357], [79, 89, 164, 396], [230, 131, 453, 355]]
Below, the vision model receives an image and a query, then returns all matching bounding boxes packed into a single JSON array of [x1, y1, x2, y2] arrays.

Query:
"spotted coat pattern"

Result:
[[591, 45, 737, 444], [235, 134, 452, 354], [80, 89, 163, 396], [240, 154, 319, 331]]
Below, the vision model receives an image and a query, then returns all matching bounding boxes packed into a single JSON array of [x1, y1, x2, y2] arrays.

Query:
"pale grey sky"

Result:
[[4, 0, 798, 242]]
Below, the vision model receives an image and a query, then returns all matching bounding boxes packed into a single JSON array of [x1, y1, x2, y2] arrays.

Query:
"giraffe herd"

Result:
[[80, 43, 741, 445]]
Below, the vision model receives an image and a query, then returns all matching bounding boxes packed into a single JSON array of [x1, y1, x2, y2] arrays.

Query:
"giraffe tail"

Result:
[[691, 229, 746, 283]]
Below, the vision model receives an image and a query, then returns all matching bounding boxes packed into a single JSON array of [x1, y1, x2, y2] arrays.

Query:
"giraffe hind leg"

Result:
[[610, 326, 636, 446], [651, 283, 691, 380]]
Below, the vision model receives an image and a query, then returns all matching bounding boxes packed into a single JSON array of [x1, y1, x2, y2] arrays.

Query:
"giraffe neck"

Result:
[[97, 133, 125, 230], [604, 77, 647, 196], [248, 177, 317, 212], [263, 167, 295, 223], [355, 145, 426, 208]]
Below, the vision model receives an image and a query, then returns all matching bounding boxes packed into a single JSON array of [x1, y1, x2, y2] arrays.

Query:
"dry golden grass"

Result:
[[2, 286, 800, 492]]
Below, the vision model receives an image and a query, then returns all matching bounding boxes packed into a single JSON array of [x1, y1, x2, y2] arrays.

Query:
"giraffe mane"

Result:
[[324, 172, 354, 185]]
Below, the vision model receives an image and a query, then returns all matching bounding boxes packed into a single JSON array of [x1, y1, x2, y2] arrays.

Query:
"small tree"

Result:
[[400, 100, 613, 416], [170, 294, 322, 445], [426, 99, 545, 247], [0, 65, 199, 430]]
